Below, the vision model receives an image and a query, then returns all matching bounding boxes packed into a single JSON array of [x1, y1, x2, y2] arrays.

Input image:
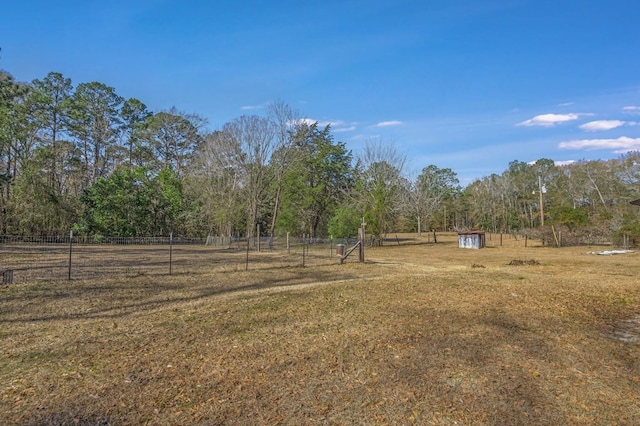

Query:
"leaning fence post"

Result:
[[68, 229, 73, 281]]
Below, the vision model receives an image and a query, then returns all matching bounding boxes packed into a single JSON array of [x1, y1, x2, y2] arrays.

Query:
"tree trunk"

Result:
[[269, 185, 281, 238]]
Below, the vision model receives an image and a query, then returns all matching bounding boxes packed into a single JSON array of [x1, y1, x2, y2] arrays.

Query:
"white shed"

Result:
[[458, 231, 486, 249]]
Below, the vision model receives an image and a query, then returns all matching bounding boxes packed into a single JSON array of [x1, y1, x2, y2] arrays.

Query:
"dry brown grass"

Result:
[[1, 233, 639, 425]]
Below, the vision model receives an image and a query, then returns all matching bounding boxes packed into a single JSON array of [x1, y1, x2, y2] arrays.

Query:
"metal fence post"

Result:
[[257, 224, 260, 252], [169, 232, 173, 275], [245, 234, 250, 271], [68, 229, 73, 280], [302, 239, 306, 267]]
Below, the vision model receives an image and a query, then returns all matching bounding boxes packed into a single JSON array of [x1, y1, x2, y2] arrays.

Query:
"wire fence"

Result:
[[0, 235, 360, 284], [0, 235, 205, 245]]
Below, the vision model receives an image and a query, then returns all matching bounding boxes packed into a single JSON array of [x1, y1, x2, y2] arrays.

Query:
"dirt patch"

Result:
[[508, 259, 540, 266], [609, 314, 640, 343]]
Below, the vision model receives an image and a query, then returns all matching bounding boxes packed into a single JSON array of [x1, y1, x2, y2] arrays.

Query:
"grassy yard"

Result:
[[1, 233, 639, 425]]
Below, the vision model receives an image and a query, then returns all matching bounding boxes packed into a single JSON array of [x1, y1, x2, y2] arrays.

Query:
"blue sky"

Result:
[[2, 0, 640, 184]]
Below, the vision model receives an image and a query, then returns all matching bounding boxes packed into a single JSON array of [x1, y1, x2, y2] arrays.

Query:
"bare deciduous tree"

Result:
[[356, 140, 406, 244], [266, 101, 301, 239], [223, 115, 276, 240], [188, 130, 244, 238], [408, 165, 459, 235]]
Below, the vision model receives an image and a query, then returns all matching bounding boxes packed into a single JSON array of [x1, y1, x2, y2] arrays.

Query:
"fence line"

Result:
[[4, 232, 542, 284], [0, 235, 206, 245], [1, 234, 357, 284]]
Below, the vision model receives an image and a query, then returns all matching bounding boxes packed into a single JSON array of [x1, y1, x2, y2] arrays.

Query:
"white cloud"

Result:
[[579, 120, 626, 131], [557, 102, 575, 107], [296, 118, 317, 126], [554, 160, 576, 166], [292, 118, 356, 132], [318, 120, 345, 128], [558, 136, 640, 153], [333, 125, 357, 133], [349, 133, 376, 141], [375, 120, 403, 127], [517, 113, 587, 127], [240, 104, 263, 110], [623, 106, 640, 114], [295, 118, 330, 126], [527, 159, 575, 167]]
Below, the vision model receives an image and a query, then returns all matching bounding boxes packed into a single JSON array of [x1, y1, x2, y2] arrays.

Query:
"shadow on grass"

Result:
[[389, 308, 568, 424], [0, 265, 360, 325]]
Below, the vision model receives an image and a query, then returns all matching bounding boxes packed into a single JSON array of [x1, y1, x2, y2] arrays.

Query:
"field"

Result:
[[1, 233, 639, 425], [0, 238, 342, 283]]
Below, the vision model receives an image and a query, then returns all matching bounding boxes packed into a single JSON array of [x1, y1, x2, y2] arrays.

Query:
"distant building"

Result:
[[458, 231, 486, 249]]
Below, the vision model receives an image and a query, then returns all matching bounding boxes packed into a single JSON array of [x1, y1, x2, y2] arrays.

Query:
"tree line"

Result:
[[1, 69, 639, 245]]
